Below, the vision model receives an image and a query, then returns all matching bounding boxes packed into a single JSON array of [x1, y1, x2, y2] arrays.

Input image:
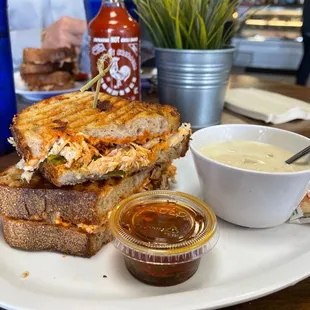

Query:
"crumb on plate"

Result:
[[21, 271, 29, 279]]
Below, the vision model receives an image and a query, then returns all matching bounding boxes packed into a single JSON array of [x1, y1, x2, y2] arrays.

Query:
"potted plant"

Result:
[[134, 0, 239, 129]]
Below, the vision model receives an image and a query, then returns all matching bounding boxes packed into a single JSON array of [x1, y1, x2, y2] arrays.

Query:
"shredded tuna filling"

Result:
[[10, 123, 191, 182]]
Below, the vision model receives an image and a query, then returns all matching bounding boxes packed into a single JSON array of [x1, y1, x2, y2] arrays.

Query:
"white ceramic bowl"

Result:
[[190, 125, 310, 228]]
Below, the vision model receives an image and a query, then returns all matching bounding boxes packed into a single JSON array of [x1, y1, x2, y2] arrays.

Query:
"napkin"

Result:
[[225, 88, 310, 124]]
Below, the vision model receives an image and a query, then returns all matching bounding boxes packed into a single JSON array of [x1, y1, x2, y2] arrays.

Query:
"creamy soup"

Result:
[[200, 141, 310, 173]]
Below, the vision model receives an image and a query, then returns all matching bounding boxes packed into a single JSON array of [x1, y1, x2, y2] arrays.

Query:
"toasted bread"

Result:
[[20, 62, 76, 75], [0, 163, 175, 224], [23, 47, 76, 64], [21, 63, 56, 74], [1, 216, 112, 257], [21, 71, 73, 88], [11, 91, 181, 162], [27, 81, 75, 92]]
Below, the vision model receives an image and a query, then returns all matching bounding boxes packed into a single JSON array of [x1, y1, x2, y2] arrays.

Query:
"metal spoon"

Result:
[[285, 146, 310, 165]]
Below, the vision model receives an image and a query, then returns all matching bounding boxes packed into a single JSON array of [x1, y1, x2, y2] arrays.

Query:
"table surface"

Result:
[[222, 75, 310, 138], [2, 75, 310, 310]]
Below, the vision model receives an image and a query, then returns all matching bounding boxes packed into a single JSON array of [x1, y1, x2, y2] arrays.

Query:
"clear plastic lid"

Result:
[[109, 191, 219, 264]]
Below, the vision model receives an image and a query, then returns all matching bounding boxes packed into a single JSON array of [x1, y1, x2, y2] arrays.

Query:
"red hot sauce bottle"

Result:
[[88, 0, 141, 101]]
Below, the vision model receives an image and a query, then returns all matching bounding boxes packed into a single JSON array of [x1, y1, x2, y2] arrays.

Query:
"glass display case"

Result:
[[240, 7, 302, 40], [233, 5, 303, 69]]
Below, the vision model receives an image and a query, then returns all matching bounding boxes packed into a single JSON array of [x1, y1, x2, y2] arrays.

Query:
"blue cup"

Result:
[[0, 0, 17, 155], [83, 0, 101, 24], [83, 0, 138, 24]]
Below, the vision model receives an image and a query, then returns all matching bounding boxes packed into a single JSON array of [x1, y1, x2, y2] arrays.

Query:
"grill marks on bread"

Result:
[[13, 92, 179, 146]]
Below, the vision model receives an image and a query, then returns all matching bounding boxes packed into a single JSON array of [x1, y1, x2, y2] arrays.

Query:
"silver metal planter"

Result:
[[155, 47, 235, 129]]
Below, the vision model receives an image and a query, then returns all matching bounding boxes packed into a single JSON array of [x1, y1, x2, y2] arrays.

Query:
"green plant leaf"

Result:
[[135, 0, 239, 50], [197, 14, 207, 49]]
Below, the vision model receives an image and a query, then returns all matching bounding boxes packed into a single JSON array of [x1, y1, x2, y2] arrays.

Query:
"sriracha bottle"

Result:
[[88, 0, 141, 101]]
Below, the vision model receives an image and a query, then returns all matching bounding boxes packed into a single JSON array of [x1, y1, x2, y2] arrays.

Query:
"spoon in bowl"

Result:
[[285, 146, 310, 165]]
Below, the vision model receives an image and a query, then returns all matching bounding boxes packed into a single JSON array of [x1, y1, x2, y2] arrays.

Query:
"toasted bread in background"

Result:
[[2, 216, 112, 257], [20, 62, 76, 75], [21, 71, 74, 91], [27, 81, 75, 91], [21, 47, 77, 91], [21, 63, 56, 74], [23, 47, 77, 64], [0, 164, 175, 225]]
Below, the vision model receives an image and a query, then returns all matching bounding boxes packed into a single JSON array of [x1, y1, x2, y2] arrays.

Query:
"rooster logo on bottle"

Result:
[[110, 57, 131, 89]]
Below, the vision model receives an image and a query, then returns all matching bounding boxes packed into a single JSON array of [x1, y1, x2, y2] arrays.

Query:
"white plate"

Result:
[[1, 152, 310, 310], [14, 71, 85, 101]]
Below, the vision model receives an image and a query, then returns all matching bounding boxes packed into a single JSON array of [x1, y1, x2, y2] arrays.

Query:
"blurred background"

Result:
[[7, 0, 309, 86], [233, 0, 306, 85]]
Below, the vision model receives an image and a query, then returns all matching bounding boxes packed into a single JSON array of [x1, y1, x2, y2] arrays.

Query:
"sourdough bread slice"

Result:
[[23, 47, 76, 64], [0, 163, 175, 225], [1, 216, 112, 257], [21, 71, 74, 88], [27, 81, 75, 91], [11, 91, 180, 164], [20, 62, 76, 75]]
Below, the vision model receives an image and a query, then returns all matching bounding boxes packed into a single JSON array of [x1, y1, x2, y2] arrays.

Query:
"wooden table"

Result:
[[2, 75, 310, 310]]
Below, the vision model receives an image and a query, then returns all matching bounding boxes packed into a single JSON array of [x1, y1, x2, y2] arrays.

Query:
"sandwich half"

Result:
[[21, 47, 77, 91], [0, 163, 176, 257], [10, 91, 191, 186]]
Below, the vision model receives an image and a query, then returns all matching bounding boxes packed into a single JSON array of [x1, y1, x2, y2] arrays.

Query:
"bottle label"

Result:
[[90, 36, 140, 101]]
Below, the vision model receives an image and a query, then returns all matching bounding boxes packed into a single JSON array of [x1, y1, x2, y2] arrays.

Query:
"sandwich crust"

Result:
[[2, 216, 112, 258], [0, 163, 176, 225], [23, 47, 76, 64]]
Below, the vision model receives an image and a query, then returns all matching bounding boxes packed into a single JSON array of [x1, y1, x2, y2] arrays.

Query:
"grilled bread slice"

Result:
[[12, 92, 180, 158], [20, 62, 76, 75], [1, 216, 112, 257], [10, 92, 184, 184], [26, 81, 75, 92], [23, 47, 76, 64], [21, 63, 56, 74], [0, 163, 176, 225], [21, 71, 74, 88]]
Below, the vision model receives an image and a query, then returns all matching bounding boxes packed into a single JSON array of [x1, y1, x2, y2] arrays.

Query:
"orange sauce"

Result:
[[119, 202, 206, 286]]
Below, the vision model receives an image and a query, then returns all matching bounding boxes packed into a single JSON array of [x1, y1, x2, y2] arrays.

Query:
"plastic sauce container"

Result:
[[109, 191, 219, 286]]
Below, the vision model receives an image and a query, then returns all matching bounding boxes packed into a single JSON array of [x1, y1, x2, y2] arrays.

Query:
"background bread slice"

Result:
[[21, 71, 73, 87], [27, 81, 75, 91], [40, 135, 189, 187], [21, 62, 76, 75], [1, 216, 112, 257], [21, 63, 56, 74], [23, 47, 76, 64]]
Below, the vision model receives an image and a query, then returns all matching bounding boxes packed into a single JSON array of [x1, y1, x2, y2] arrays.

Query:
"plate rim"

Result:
[[1, 245, 310, 310]]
